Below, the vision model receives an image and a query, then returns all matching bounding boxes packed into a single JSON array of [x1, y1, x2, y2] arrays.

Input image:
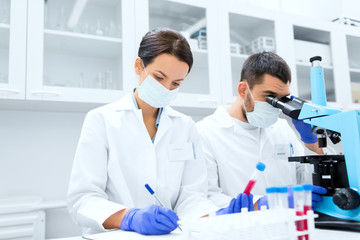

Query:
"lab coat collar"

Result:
[[110, 93, 137, 111], [214, 106, 258, 130], [110, 93, 183, 118]]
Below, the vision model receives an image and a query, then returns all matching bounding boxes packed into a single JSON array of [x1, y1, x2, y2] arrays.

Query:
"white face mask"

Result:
[[243, 83, 280, 128], [137, 64, 179, 108]]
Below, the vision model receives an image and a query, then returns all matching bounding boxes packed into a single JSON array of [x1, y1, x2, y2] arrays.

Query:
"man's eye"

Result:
[[172, 82, 180, 86]]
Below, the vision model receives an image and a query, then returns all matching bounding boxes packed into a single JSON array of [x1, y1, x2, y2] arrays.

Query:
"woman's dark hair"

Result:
[[240, 52, 291, 89], [138, 28, 193, 73]]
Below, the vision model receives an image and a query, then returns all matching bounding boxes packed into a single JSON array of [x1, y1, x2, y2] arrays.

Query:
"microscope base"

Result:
[[315, 212, 360, 232]]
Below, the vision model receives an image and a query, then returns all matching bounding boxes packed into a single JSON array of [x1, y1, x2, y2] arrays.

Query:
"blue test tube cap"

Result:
[[256, 162, 266, 172], [303, 184, 313, 191], [277, 186, 288, 193], [266, 187, 278, 193], [292, 185, 304, 192]]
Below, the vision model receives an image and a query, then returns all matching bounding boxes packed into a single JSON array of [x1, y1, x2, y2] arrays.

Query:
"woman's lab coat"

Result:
[[67, 93, 217, 234]]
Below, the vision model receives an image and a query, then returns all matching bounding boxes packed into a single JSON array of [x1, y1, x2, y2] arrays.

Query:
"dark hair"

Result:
[[138, 28, 193, 73], [240, 52, 291, 89]]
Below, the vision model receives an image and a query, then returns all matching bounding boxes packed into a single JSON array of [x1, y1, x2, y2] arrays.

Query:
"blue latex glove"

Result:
[[312, 185, 327, 208], [287, 185, 327, 209], [216, 193, 254, 215], [292, 119, 317, 144], [257, 196, 269, 209], [120, 204, 179, 235]]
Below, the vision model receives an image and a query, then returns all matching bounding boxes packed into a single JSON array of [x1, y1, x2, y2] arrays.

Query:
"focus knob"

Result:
[[333, 188, 360, 210]]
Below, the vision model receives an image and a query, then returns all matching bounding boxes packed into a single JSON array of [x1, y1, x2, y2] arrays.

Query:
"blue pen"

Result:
[[145, 184, 166, 207], [145, 184, 182, 231]]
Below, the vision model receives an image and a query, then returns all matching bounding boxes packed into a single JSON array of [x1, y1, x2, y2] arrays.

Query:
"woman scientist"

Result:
[[67, 28, 253, 236]]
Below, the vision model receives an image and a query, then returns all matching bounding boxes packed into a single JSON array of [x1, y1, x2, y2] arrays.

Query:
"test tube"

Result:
[[277, 186, 289, 209], [303, 184, 313, 240], [292, 185, 305, 240], [243, 162, 266, 195], [266, 187, 278, 209]]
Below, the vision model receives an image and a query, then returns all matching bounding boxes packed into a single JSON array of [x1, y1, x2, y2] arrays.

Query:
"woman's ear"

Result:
[[237, 81, 247, 99], [134, 57, 143, 75]]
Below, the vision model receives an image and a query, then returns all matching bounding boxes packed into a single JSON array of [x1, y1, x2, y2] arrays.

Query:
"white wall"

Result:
[[0, 110, 85, 238]]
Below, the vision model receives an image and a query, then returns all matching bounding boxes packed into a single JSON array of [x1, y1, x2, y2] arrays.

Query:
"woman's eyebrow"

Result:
[[155, 70, 168, 78], [155, 70, 184, 81]]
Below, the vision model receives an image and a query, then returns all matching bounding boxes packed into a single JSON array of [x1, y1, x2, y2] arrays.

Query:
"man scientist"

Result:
[[196, 52, 327, 209]]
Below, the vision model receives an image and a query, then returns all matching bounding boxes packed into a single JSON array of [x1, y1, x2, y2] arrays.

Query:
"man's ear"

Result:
[[134, 57, 143, 75], [237, 81, 247, 99]]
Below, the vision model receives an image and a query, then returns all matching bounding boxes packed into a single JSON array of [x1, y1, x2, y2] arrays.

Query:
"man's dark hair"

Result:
[[240, 52, 291, 89], [138, 28, 193, 73]]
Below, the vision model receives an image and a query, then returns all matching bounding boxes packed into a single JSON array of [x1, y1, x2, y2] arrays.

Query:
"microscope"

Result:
[[266, 56, 360, 231]]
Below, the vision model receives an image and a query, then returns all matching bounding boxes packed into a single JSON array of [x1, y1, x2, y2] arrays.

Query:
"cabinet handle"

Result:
[[0, 88, 20, 94], [197, 99, 218, 104], [32, 91, 61, 96]]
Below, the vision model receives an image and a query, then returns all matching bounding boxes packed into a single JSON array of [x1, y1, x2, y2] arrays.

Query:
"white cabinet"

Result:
[[136, 0, 221, 108], [0, 0, 27, 100], [1, 0, 359, 110], [346, 30, 360, 106], [218, 3, 278, 105], [26, 0, 136, 103], [290, 18, 337, 104]]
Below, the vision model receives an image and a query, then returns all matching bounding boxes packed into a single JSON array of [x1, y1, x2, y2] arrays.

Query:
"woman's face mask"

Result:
[[137, 63, 179, 108], [243, 83, 280, 128]]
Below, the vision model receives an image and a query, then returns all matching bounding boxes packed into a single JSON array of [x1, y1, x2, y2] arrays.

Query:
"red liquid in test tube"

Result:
[[243, 162, 266, 195], [243, 180, 256, 195], [293, 185, 305, 240], [303, 185, 313, 240]]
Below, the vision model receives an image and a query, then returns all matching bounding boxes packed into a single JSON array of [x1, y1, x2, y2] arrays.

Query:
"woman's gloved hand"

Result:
[[216, 193, 254, 215], [292, 119, 318, 144], [120, 204, 179, 235]]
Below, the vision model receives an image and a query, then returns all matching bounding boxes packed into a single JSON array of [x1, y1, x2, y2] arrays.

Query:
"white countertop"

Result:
[[49, 228, 360, 240]]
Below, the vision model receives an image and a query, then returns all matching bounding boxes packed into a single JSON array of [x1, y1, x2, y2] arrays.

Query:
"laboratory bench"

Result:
[[49, 228, 360, 240]]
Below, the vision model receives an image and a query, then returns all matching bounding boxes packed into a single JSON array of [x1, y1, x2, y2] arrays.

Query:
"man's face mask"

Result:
[[137, 62, 179, 108], [243, 83, 280, 128]]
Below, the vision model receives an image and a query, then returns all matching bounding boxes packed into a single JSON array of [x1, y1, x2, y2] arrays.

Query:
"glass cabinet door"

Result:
[[0, 0, 10, 86], [0, 0, 26, 100], [27, 0, 131, 103], [147, 0, 220, 108], [346, 35, 360, 104], [293, 26, 336, 103], [228, 13, 275, 96]]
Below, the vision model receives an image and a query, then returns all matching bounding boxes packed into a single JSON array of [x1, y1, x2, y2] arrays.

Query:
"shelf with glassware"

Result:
[[42, 28, 122, 91], [227, 10, 276, 97], [24, 0, 129, 103], [292, 24, 337, 103], [146, 0, 220, 108]]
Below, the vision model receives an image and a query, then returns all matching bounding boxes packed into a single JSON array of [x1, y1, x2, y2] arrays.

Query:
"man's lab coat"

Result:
[[196, 106, 312, 207]]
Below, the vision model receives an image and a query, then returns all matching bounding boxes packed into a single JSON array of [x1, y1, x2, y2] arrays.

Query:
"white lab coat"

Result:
[[67, 93, 218, 235], [196, 106, 313, 208]]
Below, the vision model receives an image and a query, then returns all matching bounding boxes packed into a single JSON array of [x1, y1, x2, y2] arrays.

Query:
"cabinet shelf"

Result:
[[0, 24, 10, 46], [350, 68, 360, 73], [44, 29, 122, 58], [231, 53, 249, 59], [0, 23, 10, 29]]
